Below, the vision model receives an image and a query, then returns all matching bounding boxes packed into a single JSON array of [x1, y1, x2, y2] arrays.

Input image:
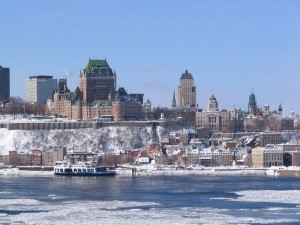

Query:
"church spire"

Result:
[[278, 103, 282, 114], [172, 91, 176, 108]]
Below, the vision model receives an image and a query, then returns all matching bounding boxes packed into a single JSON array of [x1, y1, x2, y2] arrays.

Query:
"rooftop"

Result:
[[180, 70, 194, 80], [80, 59, 114, 78]]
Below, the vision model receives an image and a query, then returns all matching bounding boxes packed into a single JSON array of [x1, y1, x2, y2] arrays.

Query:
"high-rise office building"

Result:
[[178, 70, 196, 107], [79, 59, 116, 103], [25, 76, 58, 105], [0, 66, 10, 101]]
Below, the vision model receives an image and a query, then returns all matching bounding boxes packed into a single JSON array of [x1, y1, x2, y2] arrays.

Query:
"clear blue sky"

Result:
[[1, 1, 300, 113]]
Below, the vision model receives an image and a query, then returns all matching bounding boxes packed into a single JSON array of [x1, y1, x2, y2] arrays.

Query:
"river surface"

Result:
[[0, 175, 299, 224]]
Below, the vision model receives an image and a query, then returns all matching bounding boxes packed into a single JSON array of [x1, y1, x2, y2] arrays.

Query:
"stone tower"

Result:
[[178, 70, 196, 107]]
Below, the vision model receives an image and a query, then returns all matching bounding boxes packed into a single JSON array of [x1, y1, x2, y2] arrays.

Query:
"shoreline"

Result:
[[2, 165, 299, 177], [116, 167, 267, 176], [0, 167, 267, 177]]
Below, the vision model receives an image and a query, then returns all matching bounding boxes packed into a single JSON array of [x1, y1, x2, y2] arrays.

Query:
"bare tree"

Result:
[[3, 97, 24, 118]]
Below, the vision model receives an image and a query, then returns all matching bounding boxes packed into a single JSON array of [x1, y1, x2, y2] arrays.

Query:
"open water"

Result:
[[0, 175, 299, 224]]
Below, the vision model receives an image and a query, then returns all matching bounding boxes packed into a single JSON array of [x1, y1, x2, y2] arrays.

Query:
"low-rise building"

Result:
[[252, 145, 283, 167], [259, 133, 281, 147], [187, 147, 200, 166], [42, 147, 66, 166], [211, 148, 231, 166], [232, 147, 252, 166], [284, 150, 300, 167], [199, 148, 212, 166], [276, 144, 300, 152]]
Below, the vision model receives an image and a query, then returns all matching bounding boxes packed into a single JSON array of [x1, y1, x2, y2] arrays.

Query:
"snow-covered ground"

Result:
[[0, 115, 74, 124]]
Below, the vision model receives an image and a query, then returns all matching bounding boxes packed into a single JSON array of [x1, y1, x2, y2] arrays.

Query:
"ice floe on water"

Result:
[[0, 199, 41, 206], [232, 190, 300, 204], [0, 199, 299, 225]]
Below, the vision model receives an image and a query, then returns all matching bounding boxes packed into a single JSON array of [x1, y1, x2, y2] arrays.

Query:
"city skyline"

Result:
[[1, 1, 300, 113]]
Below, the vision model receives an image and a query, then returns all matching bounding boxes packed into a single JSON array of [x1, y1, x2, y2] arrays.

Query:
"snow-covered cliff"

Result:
[[0, 126, 163, 155]]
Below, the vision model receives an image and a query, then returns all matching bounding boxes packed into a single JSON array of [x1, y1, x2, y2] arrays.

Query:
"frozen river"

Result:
[[0, 175, 299, 224]]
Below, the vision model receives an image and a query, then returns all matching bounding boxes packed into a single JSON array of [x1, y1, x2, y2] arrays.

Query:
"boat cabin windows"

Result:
[[96, 167, 107, 172]]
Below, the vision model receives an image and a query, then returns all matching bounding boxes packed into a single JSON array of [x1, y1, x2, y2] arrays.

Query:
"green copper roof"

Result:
[[249, 92, 257, 107], [80, 59, 114, 78], [180, 70, 194, 80]]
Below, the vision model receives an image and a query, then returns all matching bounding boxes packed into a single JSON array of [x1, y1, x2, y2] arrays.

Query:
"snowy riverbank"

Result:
[[0, 166, 267, 177], [0, 168, 54, 176], [116, 165, 267, 176]]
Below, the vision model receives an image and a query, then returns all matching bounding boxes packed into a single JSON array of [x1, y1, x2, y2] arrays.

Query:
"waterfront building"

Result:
[[187, 147, 200, 166], [232, 147, 252, 166], [42, 147, 67, 166], [79, 59, 116, 103], [252, 145, 283, 167], [25, 75, 57, 105], [199, 148, 212, 166], [178, 70, 196, 108], [7, 150, 42, 166], [199, 147, 231, 167], [0, 66, 10, 101], [211, 147, 231, 166], [196, 95, 231, 132], [284, 150, 300, 167]]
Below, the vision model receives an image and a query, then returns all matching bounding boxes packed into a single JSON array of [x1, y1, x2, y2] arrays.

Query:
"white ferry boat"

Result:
[[54, 164, 116, 176]]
